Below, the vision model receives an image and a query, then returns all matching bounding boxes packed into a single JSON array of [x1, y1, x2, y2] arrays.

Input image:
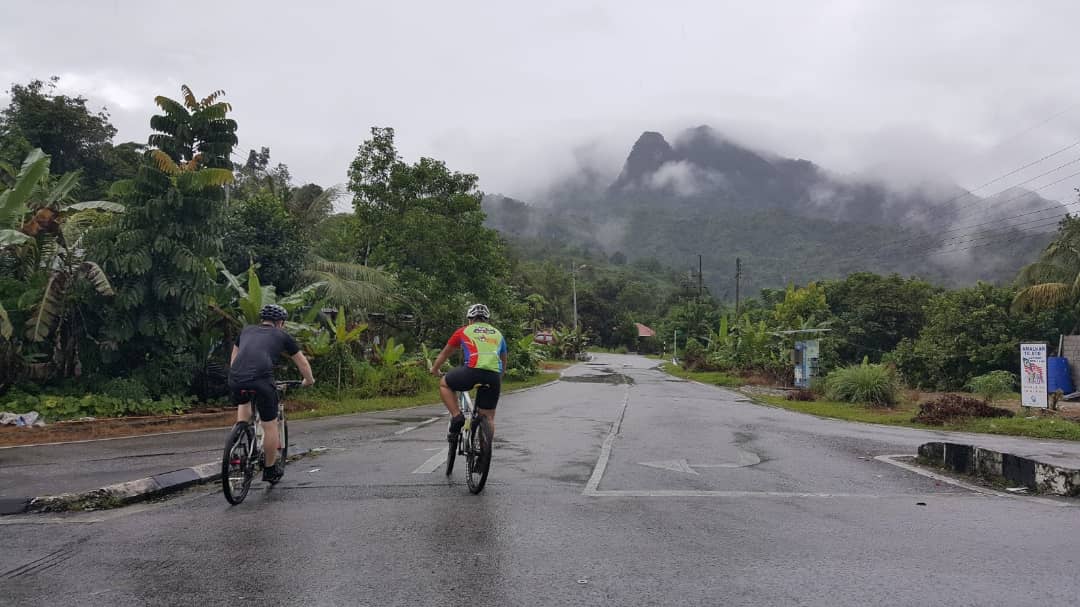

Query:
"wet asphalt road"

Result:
[[0, 404, 452, 498], [3, 354, 1079, 606]]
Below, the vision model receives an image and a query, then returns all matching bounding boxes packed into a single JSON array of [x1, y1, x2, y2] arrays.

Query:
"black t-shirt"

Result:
[[229, 324, 301, 384]]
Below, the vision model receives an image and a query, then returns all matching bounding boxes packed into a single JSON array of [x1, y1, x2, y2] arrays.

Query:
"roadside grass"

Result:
[[666, 367, 1080, 441], [290, 372, 560, 420], [541, 360, 574, 371], [756, 395, 922, 426], [755, 394, 1080, 440], [949, 416, 1080, 441], [661, 363, 742, 388]]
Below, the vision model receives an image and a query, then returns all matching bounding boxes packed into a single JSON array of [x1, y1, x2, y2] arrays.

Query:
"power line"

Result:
[[946, 153, 1080, 219], [960, 102, 1080, 166], [857, 217, 1058, 264], [791, 168, 1080, 274], [857, 158, 1080, 256], [842, 141, 1080, 260]]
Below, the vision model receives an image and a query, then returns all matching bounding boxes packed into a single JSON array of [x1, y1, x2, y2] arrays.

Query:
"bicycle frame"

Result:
[[457, 390, 476, 447]]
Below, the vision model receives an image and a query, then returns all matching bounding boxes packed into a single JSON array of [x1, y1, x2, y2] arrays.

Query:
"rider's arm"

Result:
[[431, 344, 454, 375], [291, 351, 315, 386], [230, 344, 239, 365], [499, 336, 508, 376]]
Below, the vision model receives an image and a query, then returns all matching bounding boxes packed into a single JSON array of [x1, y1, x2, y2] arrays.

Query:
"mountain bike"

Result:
[[445, 384, 493, 494], [221, 380, 302, 505]]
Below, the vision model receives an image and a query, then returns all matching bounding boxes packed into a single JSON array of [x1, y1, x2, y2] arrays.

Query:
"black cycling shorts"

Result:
[[444, 367, 502, 410], [229, 378, 279, 422]]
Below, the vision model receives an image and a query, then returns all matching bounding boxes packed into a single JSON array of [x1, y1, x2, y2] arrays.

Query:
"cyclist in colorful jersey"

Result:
[[430, 303, 508, 441]]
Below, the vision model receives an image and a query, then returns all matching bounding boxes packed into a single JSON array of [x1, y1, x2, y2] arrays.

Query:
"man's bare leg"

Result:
[[237, 403, 251, 423], [439, 376, 461, 417], [479, 409, 496, 437], [262, 421, 280, 468]]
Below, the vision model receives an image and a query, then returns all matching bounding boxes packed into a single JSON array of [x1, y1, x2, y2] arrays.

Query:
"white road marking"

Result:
[[412, 449, 449, 474], [393, 416, 442, 436], [583, 386, 630, 494], [638, 451, 761, 474], [583, 489, 937, 498], [638, 459, 699, 475]]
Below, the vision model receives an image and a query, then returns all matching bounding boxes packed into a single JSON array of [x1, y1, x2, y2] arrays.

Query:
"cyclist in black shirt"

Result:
[[229, 304, 314, 483]]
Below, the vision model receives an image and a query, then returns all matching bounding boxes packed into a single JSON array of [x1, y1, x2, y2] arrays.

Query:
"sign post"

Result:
[[1020, 343, 1048, 409]]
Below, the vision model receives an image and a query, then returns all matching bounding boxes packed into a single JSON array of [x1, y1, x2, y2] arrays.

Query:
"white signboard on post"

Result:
[[1020, 343, 1048, 408]]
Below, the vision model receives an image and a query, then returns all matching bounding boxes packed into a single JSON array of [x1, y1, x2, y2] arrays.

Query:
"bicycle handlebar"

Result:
[[275, 380, 306, 389]]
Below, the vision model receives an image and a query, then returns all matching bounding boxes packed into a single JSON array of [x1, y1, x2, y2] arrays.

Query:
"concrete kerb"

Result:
[[3, 447, 323, 516], [918, 442, 1080, 497]]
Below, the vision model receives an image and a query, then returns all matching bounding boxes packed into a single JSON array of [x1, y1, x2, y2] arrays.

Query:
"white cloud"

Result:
[[647, 161, 726, 197], [2, 0, 1080, 200]]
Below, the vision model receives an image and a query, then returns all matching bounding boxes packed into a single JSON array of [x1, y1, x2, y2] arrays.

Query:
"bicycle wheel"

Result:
[[222, 422, 255, 505], [465, 416, 492, 494]]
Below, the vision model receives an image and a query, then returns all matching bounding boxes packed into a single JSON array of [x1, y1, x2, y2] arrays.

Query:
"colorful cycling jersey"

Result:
[[447, 322, 507, 373]]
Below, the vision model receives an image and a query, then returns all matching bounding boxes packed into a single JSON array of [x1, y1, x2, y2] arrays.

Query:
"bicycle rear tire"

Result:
[[222, 422, 255, 505], [465, 417, 492, 494]]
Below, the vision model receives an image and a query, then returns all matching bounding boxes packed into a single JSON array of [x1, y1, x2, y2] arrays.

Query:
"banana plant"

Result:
[[324, 308, 367, 388], [0, 149, 49, 247], [375, 336, 405, 367], [0, 302, 11, 341], [11, 150, 125, 348]]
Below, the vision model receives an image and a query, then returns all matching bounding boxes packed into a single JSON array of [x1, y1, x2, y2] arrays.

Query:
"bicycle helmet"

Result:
[[466, 303, 491, 321], [259, 304, 288, 322]]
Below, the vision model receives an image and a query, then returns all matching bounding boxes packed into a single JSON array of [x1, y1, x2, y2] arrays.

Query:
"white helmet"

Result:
[[466, 303, 491, 320]]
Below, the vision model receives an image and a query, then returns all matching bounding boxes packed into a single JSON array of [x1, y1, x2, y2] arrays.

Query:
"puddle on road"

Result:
[[561, 373, 635, 385]]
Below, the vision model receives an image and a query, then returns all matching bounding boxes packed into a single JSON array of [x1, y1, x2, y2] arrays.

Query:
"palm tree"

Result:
[[1012, 215, 1080, 328], [301, 256, 396, 311]]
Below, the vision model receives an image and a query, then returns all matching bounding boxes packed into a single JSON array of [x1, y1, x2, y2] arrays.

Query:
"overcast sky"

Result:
[[5, 0, 1080, 203]]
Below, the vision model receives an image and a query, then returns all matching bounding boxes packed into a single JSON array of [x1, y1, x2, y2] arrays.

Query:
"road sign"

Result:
[[1020, 343, 1048, 408]]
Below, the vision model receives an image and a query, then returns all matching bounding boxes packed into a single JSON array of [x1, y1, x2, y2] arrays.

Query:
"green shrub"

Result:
[[0, 392, 191, 421], [310, 348, 366, 393], [966, 370, 1017, 402], [99, 378, 150, 402], [825, 361, 900, 406], [508, 334, 545, 379], [682, 338, 707, 371], [357, 364, 435, 398]]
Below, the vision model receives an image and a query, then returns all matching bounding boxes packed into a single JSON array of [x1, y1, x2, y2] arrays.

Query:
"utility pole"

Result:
[[571, 264, 578, 333], [570, 263, 586, 333], [735, 257, 742, 321], [698, 254, 703, 300]]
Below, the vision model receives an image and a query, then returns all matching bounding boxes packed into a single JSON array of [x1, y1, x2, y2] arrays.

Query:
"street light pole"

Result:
[[572, 265, 578, 333], [570, 263, 586, 333]]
